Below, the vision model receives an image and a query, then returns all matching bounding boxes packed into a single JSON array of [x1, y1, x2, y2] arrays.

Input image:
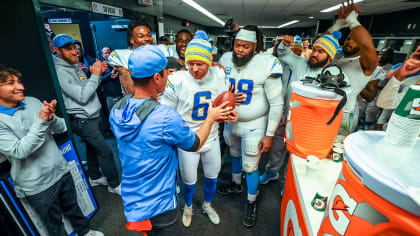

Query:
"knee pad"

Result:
[[242, 130, 264, 173]]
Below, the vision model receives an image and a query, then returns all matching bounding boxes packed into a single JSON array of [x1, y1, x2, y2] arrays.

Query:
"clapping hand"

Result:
[[39, 99, 57, 121]]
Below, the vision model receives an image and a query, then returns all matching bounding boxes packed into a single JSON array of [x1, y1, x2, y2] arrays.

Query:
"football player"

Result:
[[160, 31, 238, 227], [217, 26, 284, 227]]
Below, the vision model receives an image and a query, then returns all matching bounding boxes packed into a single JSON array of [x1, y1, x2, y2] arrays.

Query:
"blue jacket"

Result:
[[109, 96, 198, 221]]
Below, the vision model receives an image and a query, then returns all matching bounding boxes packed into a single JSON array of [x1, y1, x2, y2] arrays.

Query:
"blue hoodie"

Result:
[[109, 96, 197, 221]]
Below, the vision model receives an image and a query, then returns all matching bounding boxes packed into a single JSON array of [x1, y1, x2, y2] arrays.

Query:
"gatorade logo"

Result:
[[328, 184, 357, 235], [314, 198, 326, 210], [283, 200, 302, 236], [411, 98, 420, 115]]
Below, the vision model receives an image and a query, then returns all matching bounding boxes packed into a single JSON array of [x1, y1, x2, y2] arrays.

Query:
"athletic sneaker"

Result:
[[242, 201, 257, 228], [202, 203, 220, 225], [83, 230, 104, 236], [89, 176, 108, 187], [259, 170, 280, 184], [108, 184, 121, 196], [216, 182, 243, 195], [182, 205, 193, 227]]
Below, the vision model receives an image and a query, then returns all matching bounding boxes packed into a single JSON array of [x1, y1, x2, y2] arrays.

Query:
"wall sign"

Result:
[[139, 0, 153, 6], [48, 18, 72, 24], [92, 2, 123, 17]]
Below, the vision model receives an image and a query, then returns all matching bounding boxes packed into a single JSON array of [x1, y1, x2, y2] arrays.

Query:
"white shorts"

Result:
[[223, 118, 266, 173], [178, 138, 221, 185]]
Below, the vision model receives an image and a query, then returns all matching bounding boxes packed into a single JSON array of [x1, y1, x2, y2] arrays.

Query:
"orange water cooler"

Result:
[[318, 131, 420, 235], [285, 81, 343, 159]]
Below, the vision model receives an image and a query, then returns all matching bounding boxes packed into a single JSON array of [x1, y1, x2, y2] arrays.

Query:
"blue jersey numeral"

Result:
[[192, 91, 211, 120], [229, 78, 254, 105]]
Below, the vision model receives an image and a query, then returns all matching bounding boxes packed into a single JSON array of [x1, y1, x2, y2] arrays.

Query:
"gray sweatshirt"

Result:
[[0, 97, 69, 197], [53, 56, 101, 119]]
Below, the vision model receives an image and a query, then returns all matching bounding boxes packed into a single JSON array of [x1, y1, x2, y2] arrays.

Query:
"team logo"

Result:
[[225, 67, 232, 75]]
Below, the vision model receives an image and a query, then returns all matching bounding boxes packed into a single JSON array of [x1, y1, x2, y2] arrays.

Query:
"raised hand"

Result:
[[282, 35, 294, 47], [337, 0, 361, 19], [101, 60, 108, 74], [40, 99, 57, 121], [90, 60, 102, 76], [394, 59, 420, 81]]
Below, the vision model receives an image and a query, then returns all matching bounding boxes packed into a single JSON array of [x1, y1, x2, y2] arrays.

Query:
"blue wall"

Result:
[[91, 18, 130, 59]]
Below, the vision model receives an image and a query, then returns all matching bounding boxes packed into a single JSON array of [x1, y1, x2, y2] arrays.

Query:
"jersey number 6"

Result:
[[229, 78, 254, 105], [192, 91, 211, 120]]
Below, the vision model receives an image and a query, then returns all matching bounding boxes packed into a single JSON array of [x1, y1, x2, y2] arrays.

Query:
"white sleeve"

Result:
[[377, 77, 403, 109], [264, 58, 284, 136], [277, 42, 302, 72], [214, 67, 230, 92], [160, 75, 179, 108], [108, 50, 131, 68]]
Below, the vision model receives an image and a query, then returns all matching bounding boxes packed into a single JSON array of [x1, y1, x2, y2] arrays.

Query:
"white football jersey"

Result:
[[108, 47, 175, 68], [160, 67, 230, 152], [108, 49, 133, 68], [219, 52, 283, 122]]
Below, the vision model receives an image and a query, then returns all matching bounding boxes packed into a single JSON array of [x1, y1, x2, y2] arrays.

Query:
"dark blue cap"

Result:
[[52, 34, 75, 48], [128, 45, 168, 78]]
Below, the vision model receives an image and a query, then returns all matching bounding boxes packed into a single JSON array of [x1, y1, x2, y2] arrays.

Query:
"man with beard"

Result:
[[330, 0, 379, 133], [169, 29, 193, 69], [260, 31, 352, 190], [108, 18, 153, 94], [217, 26, 284, 228], [53, 34, 121, 195]]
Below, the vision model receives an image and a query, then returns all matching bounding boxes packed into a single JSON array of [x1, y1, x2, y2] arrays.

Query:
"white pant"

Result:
[[224, 121, 265, 173], [178, 138, 221, 185]]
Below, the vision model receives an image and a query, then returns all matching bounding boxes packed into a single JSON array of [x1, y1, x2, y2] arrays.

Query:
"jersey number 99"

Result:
[[192, 91, 211, 120], [229, 78, 254, 105]]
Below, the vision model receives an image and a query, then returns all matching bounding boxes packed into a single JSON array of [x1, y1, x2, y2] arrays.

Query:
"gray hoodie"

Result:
[[53, 56, 101, 119], [0, 97, 69, 197]]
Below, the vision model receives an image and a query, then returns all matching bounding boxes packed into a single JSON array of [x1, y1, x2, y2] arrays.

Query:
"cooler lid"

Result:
[[344, 131, 420, 217], [291, 81, 343, 101]]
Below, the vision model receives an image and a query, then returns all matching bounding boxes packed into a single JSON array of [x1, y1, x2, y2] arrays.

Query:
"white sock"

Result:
[[247, 193, 257, 202], [202, 201, 211, 208], [232, 173, 241, 185]]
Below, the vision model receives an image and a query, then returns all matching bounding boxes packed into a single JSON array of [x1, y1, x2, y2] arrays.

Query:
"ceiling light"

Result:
[[320, 0, 363, 12], [182, 0, 225, 26], [278, 20, 299, 28], [309, 16, 315, 19]]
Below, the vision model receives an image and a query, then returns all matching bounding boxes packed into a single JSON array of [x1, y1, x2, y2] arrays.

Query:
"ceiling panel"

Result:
[[163, 0, 420, 28]]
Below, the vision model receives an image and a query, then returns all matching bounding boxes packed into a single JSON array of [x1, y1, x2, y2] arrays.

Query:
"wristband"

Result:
[[345, 10, 361, 29], [327, 19, 348, 33]]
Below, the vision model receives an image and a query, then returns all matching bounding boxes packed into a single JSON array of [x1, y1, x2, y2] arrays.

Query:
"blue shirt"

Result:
[[109, 97, 196, 221], [0, 102, 26, 115]]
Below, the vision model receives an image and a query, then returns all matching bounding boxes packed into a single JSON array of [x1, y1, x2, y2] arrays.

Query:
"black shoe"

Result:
[[242, 201, 257, 228], [216, 182, 243, 195]]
